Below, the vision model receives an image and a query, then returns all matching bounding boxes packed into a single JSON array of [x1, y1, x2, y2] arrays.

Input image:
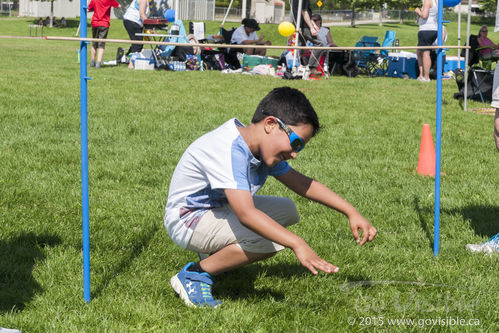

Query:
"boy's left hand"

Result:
[[349, 213, 377, 246]]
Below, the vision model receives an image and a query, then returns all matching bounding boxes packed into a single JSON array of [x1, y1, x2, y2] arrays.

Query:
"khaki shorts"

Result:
[[186, 195, 299, 254], [92, 26, 109, 49]]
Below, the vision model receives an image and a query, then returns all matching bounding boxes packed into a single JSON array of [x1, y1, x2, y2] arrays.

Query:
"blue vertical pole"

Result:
[[80, 0, 91, 302], [433, 0, 444, 257]]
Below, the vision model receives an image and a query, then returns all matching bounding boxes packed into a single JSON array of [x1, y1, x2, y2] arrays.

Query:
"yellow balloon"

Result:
[[278, 21, 295, 37]]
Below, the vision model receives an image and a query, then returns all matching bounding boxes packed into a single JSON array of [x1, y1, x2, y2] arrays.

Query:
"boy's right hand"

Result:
[[293, 241, 339, 275]]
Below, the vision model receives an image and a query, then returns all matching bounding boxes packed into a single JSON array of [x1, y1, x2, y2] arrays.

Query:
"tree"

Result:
[[479, 0, 498, 14]]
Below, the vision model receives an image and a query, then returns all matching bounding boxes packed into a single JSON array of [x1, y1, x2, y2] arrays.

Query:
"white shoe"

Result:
[[0, 328, 22, 333], [417, 77, 430, 82], [466, 233, 499, 254]]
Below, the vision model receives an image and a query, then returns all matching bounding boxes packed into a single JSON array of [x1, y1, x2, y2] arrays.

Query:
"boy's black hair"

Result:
[[251, 87, 320, 136]]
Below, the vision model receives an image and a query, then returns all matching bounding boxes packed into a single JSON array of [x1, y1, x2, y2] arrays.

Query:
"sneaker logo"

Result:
[[186, 281, 195, 295]]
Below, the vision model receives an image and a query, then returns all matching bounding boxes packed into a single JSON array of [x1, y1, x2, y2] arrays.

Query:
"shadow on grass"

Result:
[[92, 222, 160, 299], [214, 263, 309, 302], [443, 205, 499, 238], [414, 196, 498, 241], [0, 232, 61, 314], [413, 196, 434, 250]]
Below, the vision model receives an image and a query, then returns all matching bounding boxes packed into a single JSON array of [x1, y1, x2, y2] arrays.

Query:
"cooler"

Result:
[[387, 51, 419, 79], [444, 56, 465, 73]]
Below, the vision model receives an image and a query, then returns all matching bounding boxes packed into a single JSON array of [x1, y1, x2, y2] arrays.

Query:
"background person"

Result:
[[88, 0, 120, 68], [291, 0, 323, 75], [466, 60, 499, 253], [477, 25, 499, 60], [415, 0, 438, 82], [230, 18, 271, 56], [311, 14, 336, 48], [123, 0, 150, 68], [311, 13, 343, 74], [165, 87, 377, 308]]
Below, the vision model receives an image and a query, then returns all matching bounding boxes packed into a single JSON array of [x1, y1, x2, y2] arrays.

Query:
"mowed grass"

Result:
[[1, 17, 498, 332]]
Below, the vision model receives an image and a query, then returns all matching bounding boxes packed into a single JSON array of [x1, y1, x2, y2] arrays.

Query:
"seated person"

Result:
[[310, 13, 344, 74], [160, 18, 195, 61], [311, 14, 336, 48], [477, 25, 499, 59], [60, 17, 67, 27], [230, 18, 271, 56]]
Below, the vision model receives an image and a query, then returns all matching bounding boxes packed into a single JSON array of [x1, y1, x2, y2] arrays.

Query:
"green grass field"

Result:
[[0, 17, 498, 332]]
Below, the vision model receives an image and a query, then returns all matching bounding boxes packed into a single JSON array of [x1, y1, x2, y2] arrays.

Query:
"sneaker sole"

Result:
[[170, 274, 220, 308], [170, 274, 196, 307]]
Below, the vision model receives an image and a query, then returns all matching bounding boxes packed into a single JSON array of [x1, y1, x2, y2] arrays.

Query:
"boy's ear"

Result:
[[263, 116, 278, 134]]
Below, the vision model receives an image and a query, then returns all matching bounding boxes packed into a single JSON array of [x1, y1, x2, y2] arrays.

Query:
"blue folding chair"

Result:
[[373, 30, 396, 76], [354, 31, 396, 77], [353, 36, 380, 77]]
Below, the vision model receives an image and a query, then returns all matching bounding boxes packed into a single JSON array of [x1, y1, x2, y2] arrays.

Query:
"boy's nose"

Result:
[[290, 151, 298, 159]]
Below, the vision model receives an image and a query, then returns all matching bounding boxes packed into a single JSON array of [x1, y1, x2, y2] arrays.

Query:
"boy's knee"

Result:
[[282, 198, 300, 225]]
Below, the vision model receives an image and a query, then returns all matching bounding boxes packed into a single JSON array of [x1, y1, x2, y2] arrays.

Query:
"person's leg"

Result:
[[255, 42, 266, 56], [123, 20, 143, 55], [417, 49, 424, 79], [186, 195, 299, 275], [172, 46, 194, 61], [495, 108, 499, 151], [302, 27, 322, 69], [171, 196, 299, 307], [95, 27, 109, 67], [491, 64, 499, 151], [91, 45, 97, 66], [91, 27, 98, 67], [422, 50, 431, 80], [243, 47, 255, 55], [96, 48, 105, 64], [199, 243, 275, 275]]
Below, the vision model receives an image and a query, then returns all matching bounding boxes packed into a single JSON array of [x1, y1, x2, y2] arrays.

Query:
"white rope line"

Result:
[[0, 35, 470, 51]]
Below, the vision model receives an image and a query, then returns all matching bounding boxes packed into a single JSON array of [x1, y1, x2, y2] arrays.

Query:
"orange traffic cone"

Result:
[[417, 124, 436, 177]]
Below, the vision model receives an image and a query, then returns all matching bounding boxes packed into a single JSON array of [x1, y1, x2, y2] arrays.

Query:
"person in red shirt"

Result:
[[88, 0, 120, 68]]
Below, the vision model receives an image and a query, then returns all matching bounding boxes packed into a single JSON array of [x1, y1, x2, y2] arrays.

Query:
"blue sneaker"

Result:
[[170, 262, 222, 308]]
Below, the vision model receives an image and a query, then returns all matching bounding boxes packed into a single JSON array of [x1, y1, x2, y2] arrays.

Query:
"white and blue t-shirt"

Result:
[[123, 0, 150, 27], [164, 118, 291, 249]]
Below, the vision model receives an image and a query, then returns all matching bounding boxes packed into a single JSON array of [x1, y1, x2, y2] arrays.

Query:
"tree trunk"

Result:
[[379, 8, 383, 26], [350, 5, 356, 28], [50, 1, 54, 28]]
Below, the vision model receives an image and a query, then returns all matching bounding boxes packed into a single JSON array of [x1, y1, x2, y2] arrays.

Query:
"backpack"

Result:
[[202, 53, 226, 70]]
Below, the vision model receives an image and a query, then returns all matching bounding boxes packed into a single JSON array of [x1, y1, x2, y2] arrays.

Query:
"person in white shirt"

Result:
[[415, 0, 438, 82], [311, 14, 336, 47], [230, 18, 271, 56]]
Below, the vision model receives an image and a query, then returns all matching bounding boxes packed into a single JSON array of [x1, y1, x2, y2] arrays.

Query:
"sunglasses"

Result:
[[262, 111, 305, 152], [482, 30, 488, 32]]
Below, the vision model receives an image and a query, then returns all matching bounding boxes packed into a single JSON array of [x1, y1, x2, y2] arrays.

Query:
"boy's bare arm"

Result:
[[276, 168, 377, 245], [224, 188, 338, 274]]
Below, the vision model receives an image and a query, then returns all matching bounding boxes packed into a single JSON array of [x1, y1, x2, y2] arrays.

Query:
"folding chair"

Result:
[[470, 68, 494, 103], [371, 30, 396, 76], [189, 22, 205, 42], [353, 36, 380, 77]]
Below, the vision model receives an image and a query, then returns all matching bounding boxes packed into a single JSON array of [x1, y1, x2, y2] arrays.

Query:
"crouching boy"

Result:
[[164, 87, 377, 308]]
